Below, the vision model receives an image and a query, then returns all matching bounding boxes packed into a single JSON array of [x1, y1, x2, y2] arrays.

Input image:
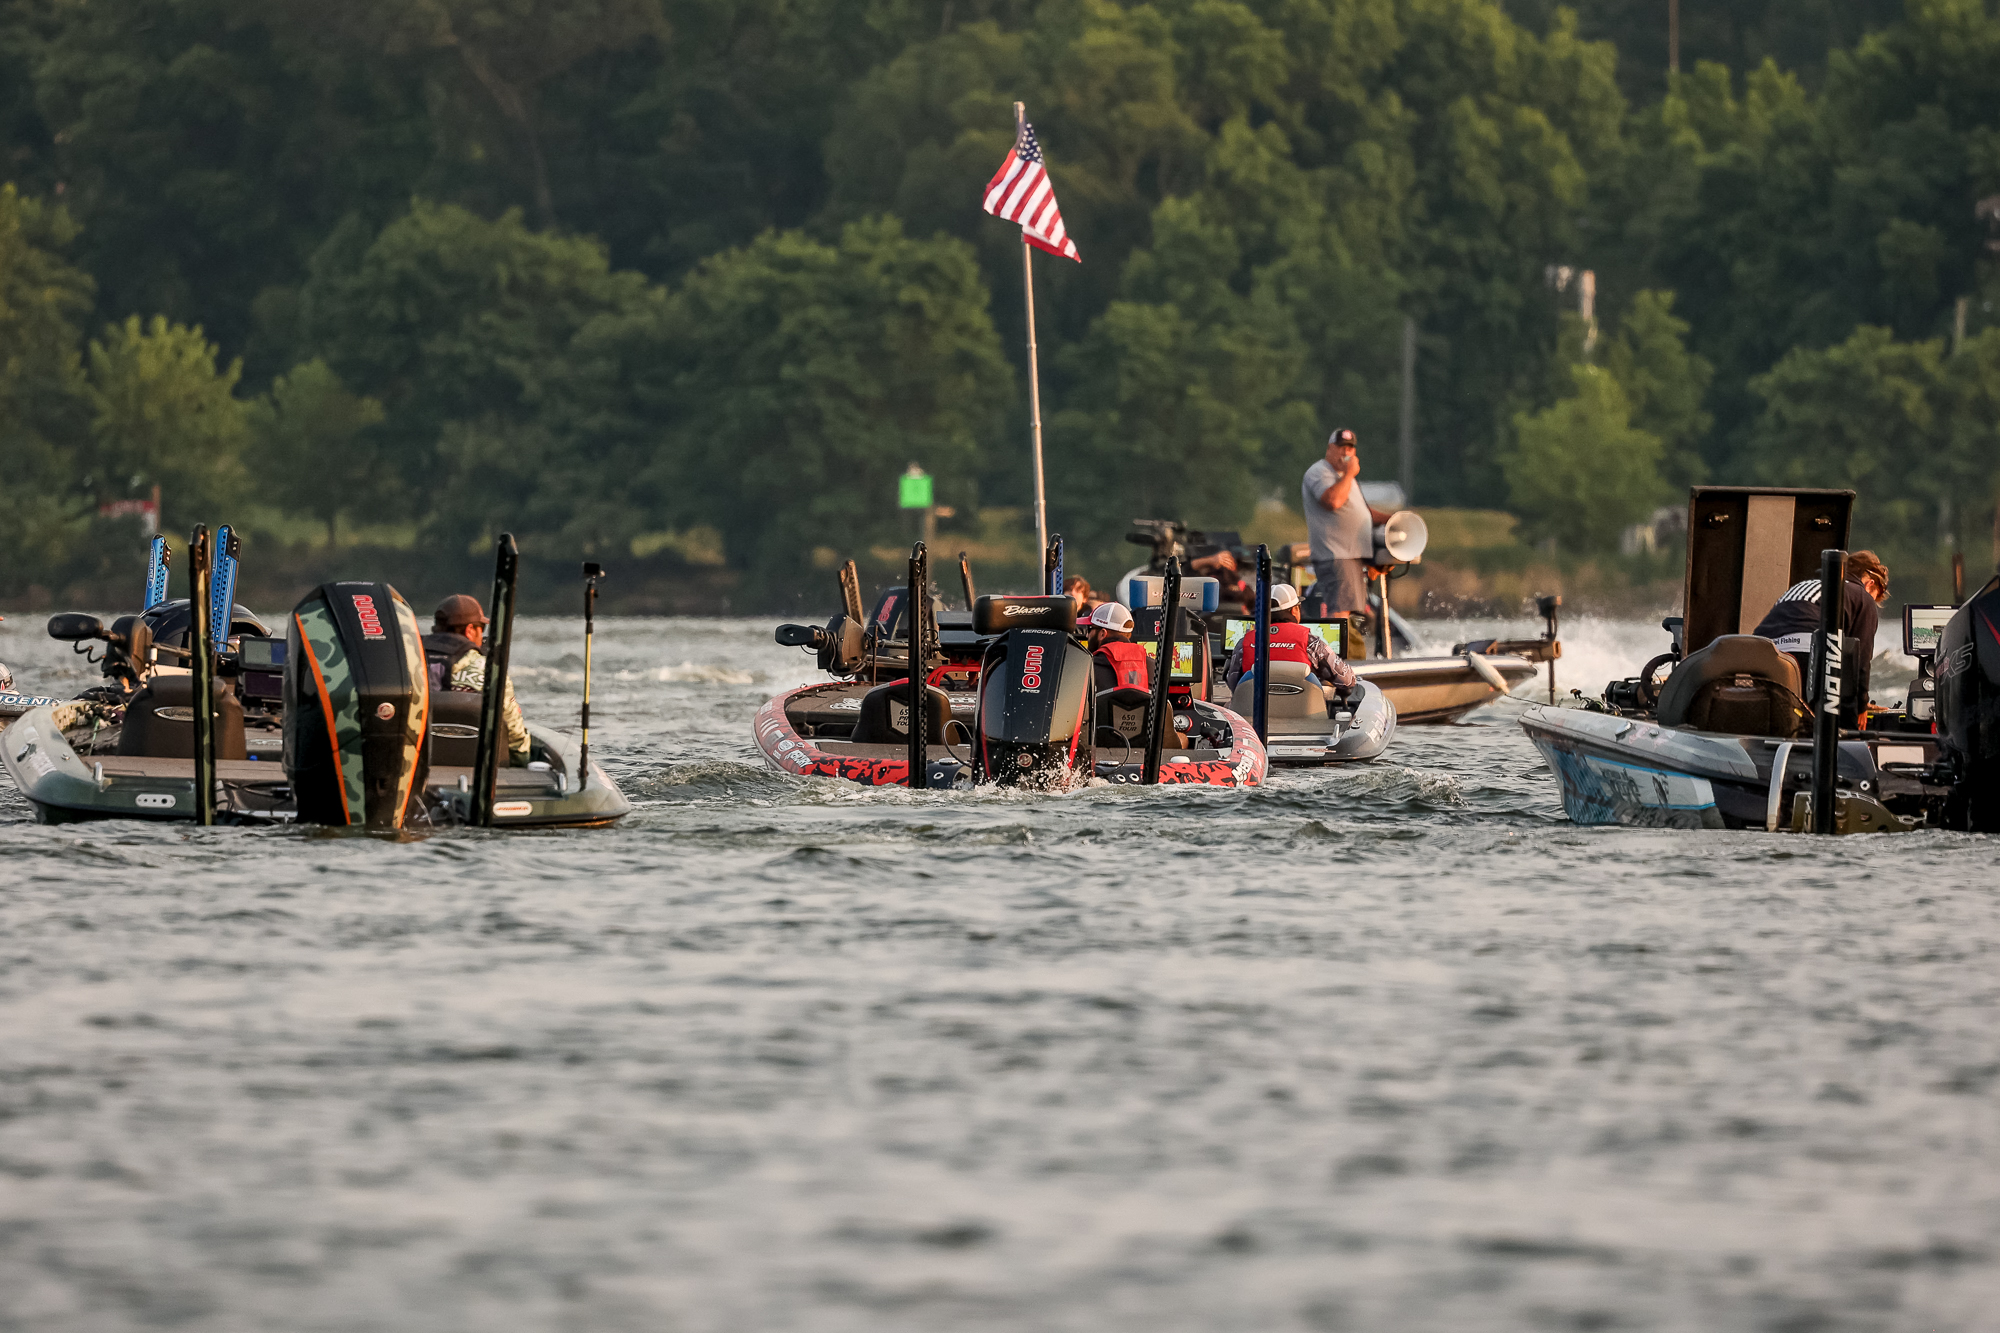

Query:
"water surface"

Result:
[[0, 615, 1992, 1331]]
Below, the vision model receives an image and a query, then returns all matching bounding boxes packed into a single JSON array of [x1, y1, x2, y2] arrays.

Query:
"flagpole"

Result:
[[1016, 101, 1049, 557]]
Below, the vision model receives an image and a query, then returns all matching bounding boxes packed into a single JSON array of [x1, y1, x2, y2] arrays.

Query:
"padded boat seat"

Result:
[[118, 675, 246, 760], [1656, 635, 1808, 737], [852, 679, 955, 745], [426, 690, 494, 769], [1230, 660, 1335, 722], [1094, 685, 1150, 754]]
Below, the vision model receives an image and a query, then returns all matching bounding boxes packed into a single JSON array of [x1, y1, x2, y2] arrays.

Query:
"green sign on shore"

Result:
[[898, 468, 933, 510]]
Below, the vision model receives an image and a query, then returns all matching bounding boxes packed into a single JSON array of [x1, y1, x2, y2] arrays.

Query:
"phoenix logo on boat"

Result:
[[1021, 644, 1044, 692], [351, 594, 386, 640]]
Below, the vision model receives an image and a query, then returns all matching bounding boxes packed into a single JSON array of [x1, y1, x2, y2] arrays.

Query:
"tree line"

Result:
[[2, 0, 1996, 607]]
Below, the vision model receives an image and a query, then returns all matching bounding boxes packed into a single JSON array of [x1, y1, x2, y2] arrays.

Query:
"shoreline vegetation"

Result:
[[3, 2, 1996, 618]]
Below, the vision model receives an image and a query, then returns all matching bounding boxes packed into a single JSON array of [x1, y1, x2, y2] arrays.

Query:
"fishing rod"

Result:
[[579, 561, 604, 789]]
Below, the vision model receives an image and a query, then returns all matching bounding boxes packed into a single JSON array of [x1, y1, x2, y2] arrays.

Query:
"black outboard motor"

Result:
[[283, 581, 430, 829], [1937, 576, 2000, 831], [140, 598, 269, 664], [970, 595, 1091, 787]]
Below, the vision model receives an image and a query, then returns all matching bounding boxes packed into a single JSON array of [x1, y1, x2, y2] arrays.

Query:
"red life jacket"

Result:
[[1094, 639, 1150, 690], [1238, 621, 1314, 672]]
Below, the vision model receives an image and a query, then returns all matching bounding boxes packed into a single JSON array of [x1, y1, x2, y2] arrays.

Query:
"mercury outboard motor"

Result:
[[970, 596, 1091, 787], [283, 581, 431, 829], [1937, 575, 2000, 831]]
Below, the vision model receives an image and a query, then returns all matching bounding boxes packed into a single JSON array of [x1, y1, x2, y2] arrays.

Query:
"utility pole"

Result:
[[1398, 315, 1417, 503], [1668, 0, 1679, 76]]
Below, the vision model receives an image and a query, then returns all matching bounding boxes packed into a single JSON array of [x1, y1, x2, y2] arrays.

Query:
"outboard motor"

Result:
[[140, 598, 269, 667], [970, 595, 1091, 787], [283, 581, 431, 829], [1937, 576, 2000, 831]]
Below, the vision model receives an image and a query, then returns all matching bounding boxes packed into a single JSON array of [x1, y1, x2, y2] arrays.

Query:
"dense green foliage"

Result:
[[2, 0, 1997, 603]]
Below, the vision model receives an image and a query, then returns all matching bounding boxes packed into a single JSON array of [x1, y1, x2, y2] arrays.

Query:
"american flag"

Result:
[[983, 121, 1081, 262]]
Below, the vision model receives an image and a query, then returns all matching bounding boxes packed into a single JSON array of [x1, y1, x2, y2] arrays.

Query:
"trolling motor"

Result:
[[772, 558, 878, 676], [47, 612, 156, 693], [1125, 519, 1187, 570]]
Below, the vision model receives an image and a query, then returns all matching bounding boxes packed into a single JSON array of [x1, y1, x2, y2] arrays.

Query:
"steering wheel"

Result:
[[1636, 654, 1677, 710]]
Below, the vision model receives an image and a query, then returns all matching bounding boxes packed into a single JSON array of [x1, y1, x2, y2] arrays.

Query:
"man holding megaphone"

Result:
[[1301, 428, 1391, 616]]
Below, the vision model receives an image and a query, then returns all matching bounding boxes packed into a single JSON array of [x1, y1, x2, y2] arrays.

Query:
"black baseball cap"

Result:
[[1328, 428, 1358, 447]]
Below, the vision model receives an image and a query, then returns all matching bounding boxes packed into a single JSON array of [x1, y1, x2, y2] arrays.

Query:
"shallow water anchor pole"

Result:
[[1252, 544, 1272, 743], [906, 543, 930, 790], [188, 525, 217, 826], [1044, 533, 1063, 597], [472, 533, 520, 827], [1808, 548, 1845, 834], [1376, 568, 1392, 656], [959, 552, 976, 607], [579, 562, 604, 785], [1142, 558, 1181, 784]]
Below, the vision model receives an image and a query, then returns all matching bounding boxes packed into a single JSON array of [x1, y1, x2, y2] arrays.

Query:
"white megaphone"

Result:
[[1371, 509, 1428, 568]]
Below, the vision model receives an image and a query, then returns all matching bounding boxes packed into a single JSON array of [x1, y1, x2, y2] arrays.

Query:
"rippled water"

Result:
[[0, 614, 1994, 1332]]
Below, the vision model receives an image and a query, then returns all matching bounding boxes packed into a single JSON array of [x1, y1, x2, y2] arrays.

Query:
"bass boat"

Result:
[[1519, 486, 1996, 834], [2, 529, 628, 830], [1121, 518, 1555, 723], [759, 544, 1267, 789]]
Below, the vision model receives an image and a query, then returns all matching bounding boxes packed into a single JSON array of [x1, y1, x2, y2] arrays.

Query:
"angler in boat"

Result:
[[424, 593, 531, 765], [1122, 515, 1558, 724], [759, 542, 1268, 789], [1, 529, 628, 830], [1520, 486, 1998, 834], [1750, 549, 1889, 725]]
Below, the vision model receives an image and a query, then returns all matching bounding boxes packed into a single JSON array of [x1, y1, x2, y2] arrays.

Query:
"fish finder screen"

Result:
[[1222, 619, 1345, 654], [1140, 640, 1197, 679], [1903, 605, 1954, 656], [239, 636, 286, 671]]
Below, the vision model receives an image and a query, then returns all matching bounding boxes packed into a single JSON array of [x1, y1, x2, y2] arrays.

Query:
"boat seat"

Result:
[[425, 689, 500, 769], [1655, 635, 1808, 737], [117, 674, 246, 760], [1229, 660, 1335, 723], [852, 679, 955, 745], [1094, 685, 1152, 755]]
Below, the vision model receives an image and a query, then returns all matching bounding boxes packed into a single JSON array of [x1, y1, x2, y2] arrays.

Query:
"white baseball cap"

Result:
[[1089, 602, 1135, 632], [1269, 583, 1301, 611]]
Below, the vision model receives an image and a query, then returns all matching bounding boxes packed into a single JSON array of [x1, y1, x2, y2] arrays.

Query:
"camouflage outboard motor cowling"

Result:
[[283, 581, 431, 828]]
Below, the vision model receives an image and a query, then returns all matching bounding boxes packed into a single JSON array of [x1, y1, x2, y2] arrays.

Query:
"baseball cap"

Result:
[[1089, 602, 1135, 633], [1328, 428, 1358, 448], [1270, 583, 1301, 611], [434, 594, 489, 628]]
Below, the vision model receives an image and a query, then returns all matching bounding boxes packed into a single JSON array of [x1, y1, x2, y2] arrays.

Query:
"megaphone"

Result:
[[1371, 510, 1428, 567]]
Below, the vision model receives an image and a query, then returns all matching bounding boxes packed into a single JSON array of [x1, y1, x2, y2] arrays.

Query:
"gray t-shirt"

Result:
[[1302, 458, 1371, 560]]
